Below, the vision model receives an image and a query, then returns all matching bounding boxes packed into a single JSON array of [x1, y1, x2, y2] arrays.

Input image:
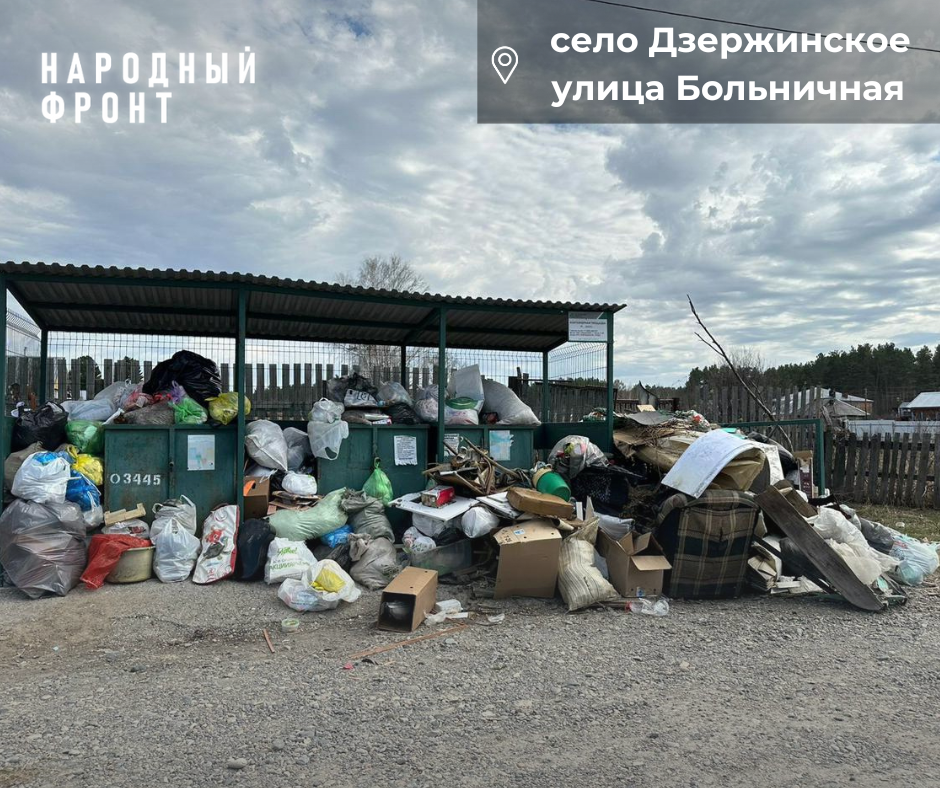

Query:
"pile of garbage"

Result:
[[0, 350, 250, 597]]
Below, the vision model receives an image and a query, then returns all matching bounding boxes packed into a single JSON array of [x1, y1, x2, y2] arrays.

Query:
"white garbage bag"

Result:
[[307, 419, 349, 461], [153, 522, 201, 583], [277, 559, 361, 612], [282, 472, 318, 497], [245, 420, 289, 472], [12, 452, 71, 504], [460, 506, 500, 538], [482, 378, 540, 425], [61, 398, 117, 422], [193, 505, 240, 584], [265, 538, 316, 584], [308, 398, 344, 423], [151, 495, 198, 539]]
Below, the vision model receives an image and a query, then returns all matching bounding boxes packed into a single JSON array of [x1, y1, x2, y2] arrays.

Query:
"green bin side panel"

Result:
[[104, 426, 172, 520], [538, 422, 611, 453], [431, 425, 535, 469], [173, 427, 237, 529], [375, 427, 429, 499], [317, 424, 376, 493]]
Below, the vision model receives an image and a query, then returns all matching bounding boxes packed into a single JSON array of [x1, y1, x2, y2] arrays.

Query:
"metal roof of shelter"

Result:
[[0, 262, 624, 352]]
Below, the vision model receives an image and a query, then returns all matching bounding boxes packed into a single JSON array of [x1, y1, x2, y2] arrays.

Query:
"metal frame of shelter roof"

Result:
[[0, 261, 625, 514]]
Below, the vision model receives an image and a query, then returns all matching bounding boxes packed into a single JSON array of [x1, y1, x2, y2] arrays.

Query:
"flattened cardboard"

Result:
[[506, 487, 573, 519], [378, 567, 439, 632], [493, 519, 561, 599], [243, 477, 271, 520], [598, 530, 672, 598]]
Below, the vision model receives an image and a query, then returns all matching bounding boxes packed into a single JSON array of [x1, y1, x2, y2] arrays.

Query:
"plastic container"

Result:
[[533, 467, 572, 501], [106, 546, 155, 583], [281, 618, 300, 634]]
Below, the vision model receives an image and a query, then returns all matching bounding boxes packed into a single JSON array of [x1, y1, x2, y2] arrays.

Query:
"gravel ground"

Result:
[[1, 579, 939, 788]]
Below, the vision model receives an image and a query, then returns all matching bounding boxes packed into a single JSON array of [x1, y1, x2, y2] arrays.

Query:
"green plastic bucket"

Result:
[[533, 468, 571, 501]]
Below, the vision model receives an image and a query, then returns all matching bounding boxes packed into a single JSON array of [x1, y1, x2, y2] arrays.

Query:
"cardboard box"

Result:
[[243, 477, 271, 520], [598, 530, 672, 598], [493, 519, 562, 599], [377, 567, 439, 632], [506, 487, 573, 519]]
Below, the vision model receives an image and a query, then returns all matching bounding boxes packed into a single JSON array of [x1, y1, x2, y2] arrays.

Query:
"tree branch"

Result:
[[688, 296, 793, 451]]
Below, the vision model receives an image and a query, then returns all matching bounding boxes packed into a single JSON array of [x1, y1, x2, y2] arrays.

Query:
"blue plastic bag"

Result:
[[321, 524, 353, 549], [66, 470, 101, 512]]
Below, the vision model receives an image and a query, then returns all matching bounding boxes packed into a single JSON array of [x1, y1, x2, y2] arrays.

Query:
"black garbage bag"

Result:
[[234, 518, 274, 581], [387, 403, 419, 425], [12, 403, 68, 451], [143, 350, 222, 405]]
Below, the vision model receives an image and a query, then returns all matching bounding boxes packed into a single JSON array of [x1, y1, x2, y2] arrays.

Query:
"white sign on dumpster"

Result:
[[568, 312, 607, 342]]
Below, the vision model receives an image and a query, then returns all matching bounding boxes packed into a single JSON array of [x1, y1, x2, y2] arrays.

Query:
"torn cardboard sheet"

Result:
[[662, 430, 766, 497]]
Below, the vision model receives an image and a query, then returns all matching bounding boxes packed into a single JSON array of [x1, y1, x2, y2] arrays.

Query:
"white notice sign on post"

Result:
[[568, 312, 607, 342]]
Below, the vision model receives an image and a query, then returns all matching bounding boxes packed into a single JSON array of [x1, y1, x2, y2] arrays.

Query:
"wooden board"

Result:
[[756, 486, 883, 612]]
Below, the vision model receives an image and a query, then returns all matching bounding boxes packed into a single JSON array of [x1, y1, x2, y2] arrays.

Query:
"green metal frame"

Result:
[[0, 268, 624, 514], [723, 418, 826, 493]]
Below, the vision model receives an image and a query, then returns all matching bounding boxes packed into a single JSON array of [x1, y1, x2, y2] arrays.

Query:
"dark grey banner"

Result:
[[477, 0, 939, 123]]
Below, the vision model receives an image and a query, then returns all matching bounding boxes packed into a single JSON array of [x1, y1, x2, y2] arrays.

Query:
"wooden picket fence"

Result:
[[829, 434, 939, 509], [6, 355, 632, 423]]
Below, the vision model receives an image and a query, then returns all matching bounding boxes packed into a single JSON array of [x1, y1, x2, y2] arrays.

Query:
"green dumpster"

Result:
[[104, 424, 236, 532], [316, 424, 429, 529], [432, 425, 536, 470]]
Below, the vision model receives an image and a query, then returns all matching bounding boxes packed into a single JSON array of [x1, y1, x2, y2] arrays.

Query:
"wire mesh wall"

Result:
[[5, 327, 614, 424]]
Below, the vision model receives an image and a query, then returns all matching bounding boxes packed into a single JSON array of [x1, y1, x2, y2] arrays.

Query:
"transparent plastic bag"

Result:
[[309, 398, 345, 423], [153, 522, 201, 583], [628, 596, 670, 616], [95, 380, 137, 408], [363, 459, 393, 505], [277, 559, 361, 612], [307, 419, 349, 461], [151, 495, 198, 539], [172, 397, 208, 425], [283, 427, 311, 470], [103, 518, 150, 539], [402, 526, 436, 555], [890, 535, 940, 586], [12, 451, 71, 504], [66, 469, 101, 512], [63, 399, 116, 422], [73, 453, 104, 486], [282, 472, 318, 497], [377, 382, 414, 408], [65, 420, 105, 455], [4, 442, 42, 492], [207, 392, 250, 425], [0, 499, 86, 598], [245, 420, 289, 472], [460, 506, 500, 538]]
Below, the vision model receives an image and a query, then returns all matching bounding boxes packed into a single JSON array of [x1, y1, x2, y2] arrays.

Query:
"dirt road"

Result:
[[1, 581, 938, 788]]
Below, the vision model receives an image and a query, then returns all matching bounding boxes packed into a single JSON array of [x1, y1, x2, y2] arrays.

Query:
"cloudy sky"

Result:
[[2, 0, 940, 386]]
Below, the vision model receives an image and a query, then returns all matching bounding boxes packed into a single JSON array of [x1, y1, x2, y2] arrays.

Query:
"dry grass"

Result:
[[852, 504, 940, 542]]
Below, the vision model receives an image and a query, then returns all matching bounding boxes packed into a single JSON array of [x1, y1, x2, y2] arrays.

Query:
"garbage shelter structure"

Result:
[[1, 261, 934, 615], [0, 261, 622, 517]]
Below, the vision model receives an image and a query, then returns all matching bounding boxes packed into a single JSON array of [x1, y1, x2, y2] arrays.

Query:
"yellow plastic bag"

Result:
[[207, 393, 251, 425], [311, 565, 346, 593], [74, 454, 104, 486]]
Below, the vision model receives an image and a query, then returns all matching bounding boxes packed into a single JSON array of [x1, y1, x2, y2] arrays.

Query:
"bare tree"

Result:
[[335, 255, 440, 384]]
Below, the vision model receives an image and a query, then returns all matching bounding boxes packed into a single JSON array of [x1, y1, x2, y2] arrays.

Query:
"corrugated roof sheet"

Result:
[[908, 392, 940, 409], [2, 261, 624, 352]]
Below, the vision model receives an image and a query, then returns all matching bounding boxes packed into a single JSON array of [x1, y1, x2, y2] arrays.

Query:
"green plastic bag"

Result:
[[269, 488, 347, 540], [172, 396, 208, 425], [65, 420, 104, 456], [363, 459, 394, 506]]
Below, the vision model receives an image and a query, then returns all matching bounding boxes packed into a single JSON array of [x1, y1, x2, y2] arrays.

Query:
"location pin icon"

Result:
[[491, 46, 518, 84]]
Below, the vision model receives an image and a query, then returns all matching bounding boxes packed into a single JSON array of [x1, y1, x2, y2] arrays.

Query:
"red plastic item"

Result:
[[81, 534, 151, 590]]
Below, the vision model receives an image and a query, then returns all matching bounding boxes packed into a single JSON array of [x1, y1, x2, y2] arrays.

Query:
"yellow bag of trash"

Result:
[[207, 392, 251, 425], [311, 564, 346, 593], [74, 454, 104, 486]]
